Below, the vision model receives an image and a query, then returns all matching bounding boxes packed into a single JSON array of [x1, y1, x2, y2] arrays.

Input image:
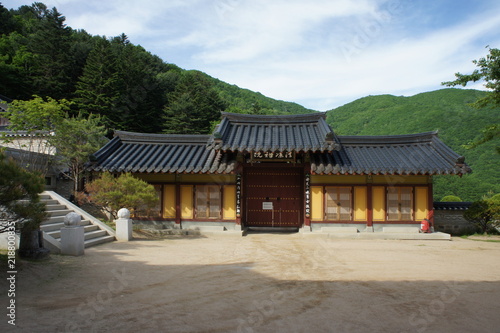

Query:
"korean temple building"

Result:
[[87, 112, 470, 233]]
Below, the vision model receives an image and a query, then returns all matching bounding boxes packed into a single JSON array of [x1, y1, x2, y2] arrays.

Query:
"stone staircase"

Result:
[[40, 191, 115, 253]]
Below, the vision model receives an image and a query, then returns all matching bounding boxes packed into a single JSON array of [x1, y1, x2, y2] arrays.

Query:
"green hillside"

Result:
[[326, 88, 500, 201]]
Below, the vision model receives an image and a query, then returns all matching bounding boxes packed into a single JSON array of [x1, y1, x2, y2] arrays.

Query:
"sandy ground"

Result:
[[2, 232, 500, 333]]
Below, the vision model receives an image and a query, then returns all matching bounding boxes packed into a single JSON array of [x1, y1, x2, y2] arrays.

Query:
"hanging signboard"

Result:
[[251, 151, 295, 162]]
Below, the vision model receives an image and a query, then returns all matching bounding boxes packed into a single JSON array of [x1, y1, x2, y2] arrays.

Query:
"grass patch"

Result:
[[461, 234, 500, 243]]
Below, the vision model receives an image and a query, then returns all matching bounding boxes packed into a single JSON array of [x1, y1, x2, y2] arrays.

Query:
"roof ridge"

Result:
[[220, 112, 326, 124], [338, 131, 438, 145], [114, 130, 210, 144]]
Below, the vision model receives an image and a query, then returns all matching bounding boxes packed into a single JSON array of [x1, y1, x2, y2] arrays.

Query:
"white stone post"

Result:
[[115, 208, 133, 241], [61, 212, 85, 256]]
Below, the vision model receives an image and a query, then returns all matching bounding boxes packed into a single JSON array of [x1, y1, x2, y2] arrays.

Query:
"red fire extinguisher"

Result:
[[421, 219, 430, 233]]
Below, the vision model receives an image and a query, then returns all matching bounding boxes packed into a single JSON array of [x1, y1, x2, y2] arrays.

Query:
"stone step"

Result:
[[383, 227, 420, 233], [41, 219, 90, 228], [84, 229, 108, 240], [41, 222, 65, 232], [41, 199, 59, 205], [47, 209, 73, 217], [44, 204, 67, 211], [42, 215, 66, 224], [321, 227, 359, 233], [84, 235, 115, 248], [46, 224, 100, 239], [40, 194, 51, 200]]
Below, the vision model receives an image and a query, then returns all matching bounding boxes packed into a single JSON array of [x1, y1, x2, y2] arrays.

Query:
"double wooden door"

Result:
[[244, 166, 303, 228]]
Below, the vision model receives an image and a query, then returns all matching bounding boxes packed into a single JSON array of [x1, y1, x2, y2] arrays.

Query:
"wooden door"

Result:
[[244, 166, 303, 228]]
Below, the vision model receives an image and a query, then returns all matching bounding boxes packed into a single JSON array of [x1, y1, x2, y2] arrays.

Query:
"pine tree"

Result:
[[74, 37, 121, 127], [163, 71, 226, 134]]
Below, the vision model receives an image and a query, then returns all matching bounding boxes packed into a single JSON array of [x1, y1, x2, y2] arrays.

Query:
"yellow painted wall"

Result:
[[162, 185, 176, 219], [415, 187, 429, 221], [311, 175, 366, 184], [180, 185, 193, 219], [372, 186, 386, 221], [372, 175, 429, 184], [311, 186, 324, 221], [180, 174, 236, 183], [223, 185, 236, 220], [354, 187, 367, 221]]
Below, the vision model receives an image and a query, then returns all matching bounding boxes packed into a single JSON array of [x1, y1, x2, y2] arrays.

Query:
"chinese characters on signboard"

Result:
[[236, 174, 241, 217], [305, 174, 311, 218], [252, 151, 295, 161]]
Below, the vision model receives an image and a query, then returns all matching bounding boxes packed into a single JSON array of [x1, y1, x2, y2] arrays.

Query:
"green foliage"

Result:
[[0, 151, 46, 233], [442, 47, 500, 107], [85, 173, 159, 219], [463, 199, 500, 234], [490, 194, 500, 201], [5, 95, 69, 132], [163, 71, 227, 134], [327, 89, 500, 201], [442, 47, 500, 152], [74, 37, 120, 123], [440, 195, 462, 202], [209, 74, 316, 115], [48, 113, 108, 193]]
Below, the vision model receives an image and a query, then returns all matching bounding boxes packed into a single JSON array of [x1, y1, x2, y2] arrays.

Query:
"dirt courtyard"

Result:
[[2, 232, 500, 333]]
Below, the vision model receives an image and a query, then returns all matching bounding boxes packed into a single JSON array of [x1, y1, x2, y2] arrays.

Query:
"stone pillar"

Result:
[[61, 212, 85, 256], [115, 208, 133, 241]]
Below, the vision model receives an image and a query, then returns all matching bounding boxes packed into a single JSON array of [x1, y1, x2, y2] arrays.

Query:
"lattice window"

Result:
[[387, 187, 413, 221], [325, 187, 352, 221], [195, 185, 221, 219]]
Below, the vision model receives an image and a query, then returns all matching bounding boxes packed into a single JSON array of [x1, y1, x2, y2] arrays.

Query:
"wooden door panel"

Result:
[[244, 168, 303, 227]]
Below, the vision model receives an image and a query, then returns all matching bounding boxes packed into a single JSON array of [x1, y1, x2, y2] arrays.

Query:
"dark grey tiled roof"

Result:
[[87, 117, 470, 176], [0, 102, 8, 112], [310, 132, 471, 175], [208, 112, 339, 152], [433, 202, 472, 210], [87, 131, 236, 174]]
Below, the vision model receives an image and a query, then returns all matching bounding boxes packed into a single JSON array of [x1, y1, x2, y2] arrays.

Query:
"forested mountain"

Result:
[[0, 3, 312, 134], [327, 88, 500, 201]]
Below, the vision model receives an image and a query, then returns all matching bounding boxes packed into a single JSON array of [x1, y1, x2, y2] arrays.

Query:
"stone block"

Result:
[[61, 226, 85, 256], [383, 227, 420, 233], [321, 227, 358, 233]]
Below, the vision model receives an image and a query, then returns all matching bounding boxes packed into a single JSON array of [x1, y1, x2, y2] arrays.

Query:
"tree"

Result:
[[442, 47, 500, 152], [24, 3, 73, 98], [85, 173, 159, 219], [440, 195, 462, 202], [48, 113, 107, 194], [2, 95, 68, 175], [463, 199, 500, 234], [0, 150, 48, 258], [74, 37, 121, 124], [163, 71, 226, 134]]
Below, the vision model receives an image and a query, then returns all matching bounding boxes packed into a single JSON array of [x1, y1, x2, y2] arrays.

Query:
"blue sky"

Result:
[[3, 0, 500, 111]]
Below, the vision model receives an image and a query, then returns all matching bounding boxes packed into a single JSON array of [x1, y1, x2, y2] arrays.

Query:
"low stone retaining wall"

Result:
[[433, 202, 474, 236]]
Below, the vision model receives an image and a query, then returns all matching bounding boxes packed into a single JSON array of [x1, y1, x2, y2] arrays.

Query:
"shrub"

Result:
[[85, 173, 159, 219], [440, 195, 462, 202], [463, 199, 500, 234]]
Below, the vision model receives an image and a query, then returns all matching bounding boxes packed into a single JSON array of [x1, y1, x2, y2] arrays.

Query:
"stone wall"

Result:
[[434, 209, 475, 236]]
